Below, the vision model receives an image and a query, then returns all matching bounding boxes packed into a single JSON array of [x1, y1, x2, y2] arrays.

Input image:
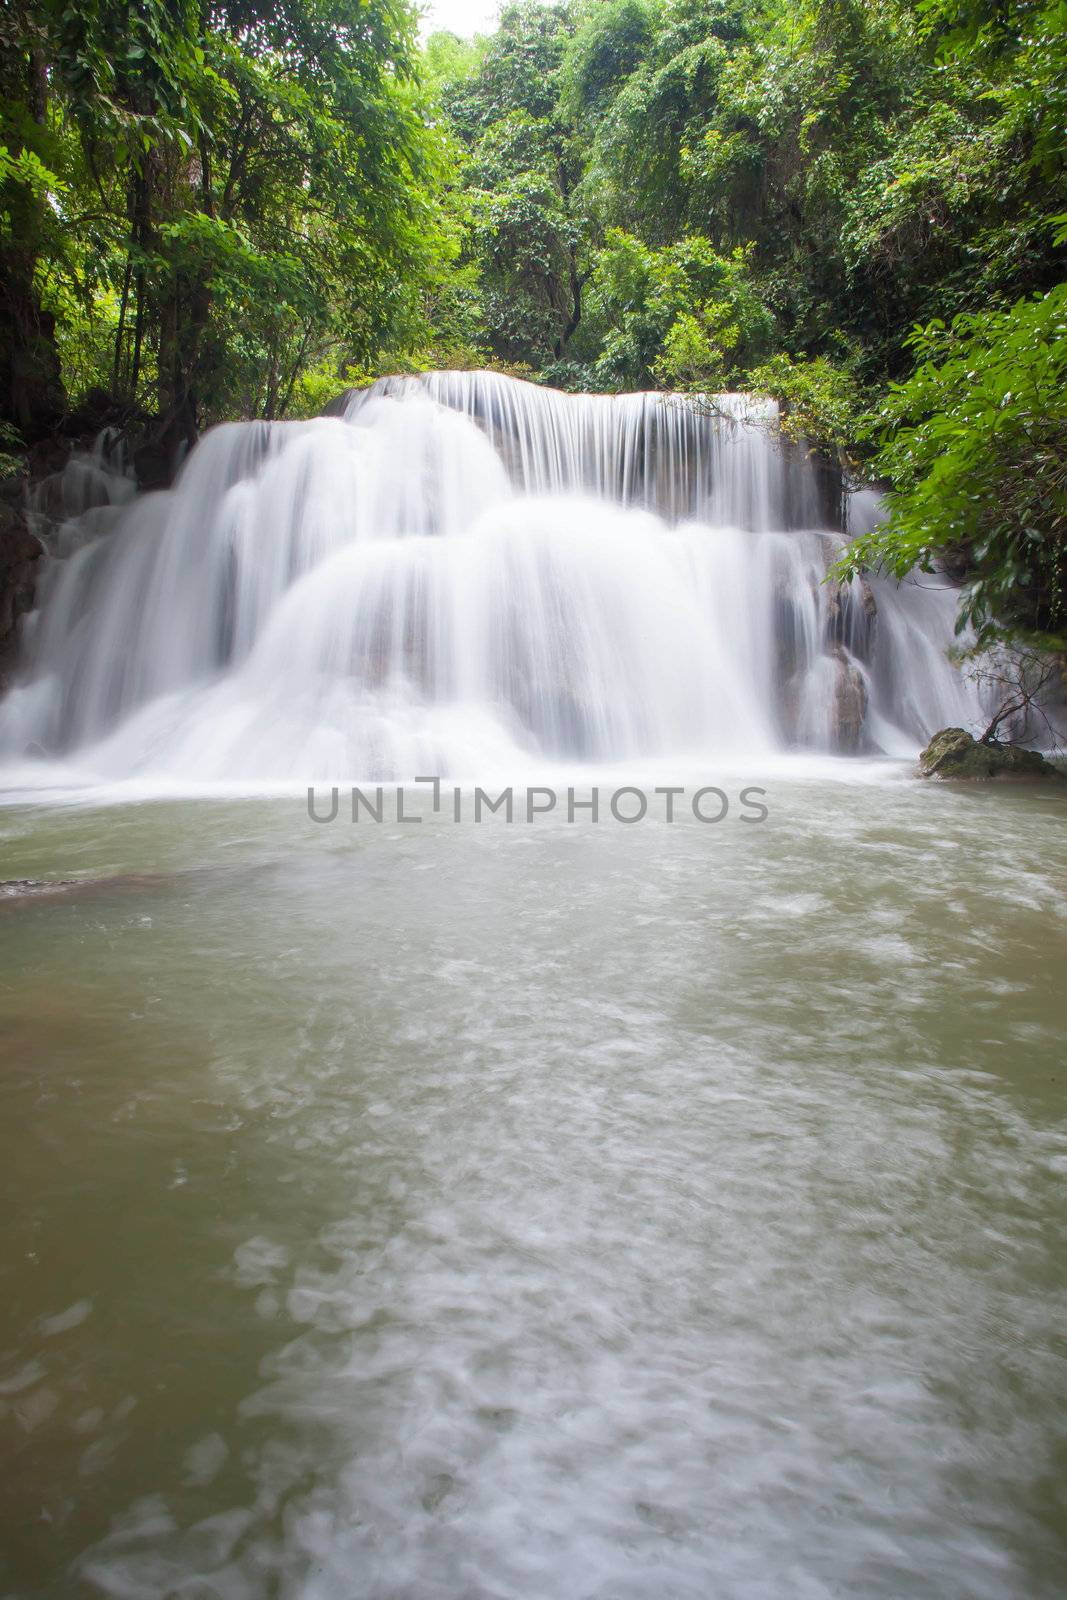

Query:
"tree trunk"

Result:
[[0, 265, 66, 442], [156, 269, 212, 456], [0, 44, 66, 439]]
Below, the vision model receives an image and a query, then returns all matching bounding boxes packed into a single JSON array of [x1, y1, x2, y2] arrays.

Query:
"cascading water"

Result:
[[0, 372, 980, 784]]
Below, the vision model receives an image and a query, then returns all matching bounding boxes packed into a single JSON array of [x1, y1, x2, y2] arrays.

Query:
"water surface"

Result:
[[1, 769, 1065, 1598]]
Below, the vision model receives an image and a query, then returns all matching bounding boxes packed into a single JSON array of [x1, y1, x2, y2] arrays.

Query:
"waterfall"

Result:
[[0, 372, 979, 784]]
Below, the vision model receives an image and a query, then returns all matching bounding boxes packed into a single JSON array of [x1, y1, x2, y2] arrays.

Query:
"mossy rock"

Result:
[[918, 727, 1062, 780]]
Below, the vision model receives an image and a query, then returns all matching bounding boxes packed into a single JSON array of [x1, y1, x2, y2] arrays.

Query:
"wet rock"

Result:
[[0, 878, 82, 899], [773, 648, 870, 752], [31, 457, 119, 523], [830, 648, 868, 752], [773, 589, 806, 686], [132, 439, 176, 492], [918, 727, 1062, 780], [808, 450, 845, 532], [0, 872, 177, 904], [825, 574, 877, 662]]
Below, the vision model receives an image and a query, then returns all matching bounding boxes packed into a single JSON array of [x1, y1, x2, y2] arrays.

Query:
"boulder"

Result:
[[831, 649, 868, 752], [918, 727, 1062, 780]]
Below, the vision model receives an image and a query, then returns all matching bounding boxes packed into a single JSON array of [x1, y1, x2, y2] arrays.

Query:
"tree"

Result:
[[1, 0, 72, 438], [585, 230, 774, 389], [429, 1, 588, 369], [835, 286, 1067, 650], [1, 0, 453, 445], [966, 646, 1065, 750]]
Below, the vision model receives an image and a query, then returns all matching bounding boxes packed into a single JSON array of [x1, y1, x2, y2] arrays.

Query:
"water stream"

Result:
[[1, 787, 1066, 1599], [1, 375, 1064, 1598]]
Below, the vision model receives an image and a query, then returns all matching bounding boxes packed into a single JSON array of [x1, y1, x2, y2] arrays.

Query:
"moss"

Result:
[[918, 727, 1062, 781]]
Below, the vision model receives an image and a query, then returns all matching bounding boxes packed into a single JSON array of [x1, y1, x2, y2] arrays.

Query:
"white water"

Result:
[[0, 372, 979, 785]]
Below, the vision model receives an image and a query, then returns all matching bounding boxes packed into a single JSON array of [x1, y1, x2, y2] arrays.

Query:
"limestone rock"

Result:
[[831, 648, 868, 752], [918, 727, 1062, 780]]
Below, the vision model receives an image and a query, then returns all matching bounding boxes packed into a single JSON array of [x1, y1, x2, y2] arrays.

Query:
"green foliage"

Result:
[[1, 0, 454, 438], [558, 0, 655, 125], [421, 29, 489, 95], [420, 0, 1067, 642], [587, 230, 773, 389], [0, 420, 26, 480], [834, 287, 1067, 648], [744, 353, 867, 470], [0, 142, 61, 201], [282, 355, 352, 419], [428, 2, 585, 367], [440, 0, 574, 137]]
